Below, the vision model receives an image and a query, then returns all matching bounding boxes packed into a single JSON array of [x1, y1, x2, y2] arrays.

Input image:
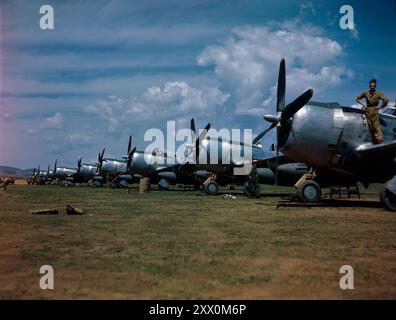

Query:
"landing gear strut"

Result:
[[294, 170, 322, 203]]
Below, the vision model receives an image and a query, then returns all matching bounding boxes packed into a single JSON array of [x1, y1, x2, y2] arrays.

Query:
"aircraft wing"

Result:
[[355, 140, 396, 161], [253, 153, 286, 167], [154, 163, 195, 173], [154, 166, 170, 172]]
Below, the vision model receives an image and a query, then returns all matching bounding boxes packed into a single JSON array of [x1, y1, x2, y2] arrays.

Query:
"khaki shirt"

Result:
[[356, 90, 389, 107]]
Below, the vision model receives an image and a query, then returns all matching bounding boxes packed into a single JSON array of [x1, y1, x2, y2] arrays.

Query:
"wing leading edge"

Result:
[[355, 140, 396, 161]]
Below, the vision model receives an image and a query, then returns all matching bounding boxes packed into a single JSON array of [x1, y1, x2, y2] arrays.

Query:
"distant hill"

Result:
[[0, 166, 34, 177]]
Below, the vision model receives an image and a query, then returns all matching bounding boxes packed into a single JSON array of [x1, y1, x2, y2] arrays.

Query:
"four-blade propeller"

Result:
[[184, 118, 211, 164], [253, 58, 313, 185], [77, 156, 83, 173], [53, 159, 57, 175], [96, 148, 106, 173], [123, 135, 137, 171]]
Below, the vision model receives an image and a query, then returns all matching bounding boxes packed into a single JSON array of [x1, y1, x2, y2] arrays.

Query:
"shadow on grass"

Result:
[[275, 198, 383, 210]]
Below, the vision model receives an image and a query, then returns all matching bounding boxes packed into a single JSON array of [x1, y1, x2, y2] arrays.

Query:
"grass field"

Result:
[[0, 183, 395, 299]]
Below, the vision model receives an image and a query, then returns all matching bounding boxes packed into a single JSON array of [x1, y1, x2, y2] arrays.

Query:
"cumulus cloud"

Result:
[[2, 112, 14, 122], [41, 112, 65, 129], [66, 133, 93, 147], [299, 2, 316, 16], [197, 20, 354, 116], [84, 81, 229, 133], [47, 133, 94, 156]]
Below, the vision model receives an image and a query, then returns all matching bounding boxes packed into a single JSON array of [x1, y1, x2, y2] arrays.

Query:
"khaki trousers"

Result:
[[365, 107, 383, 144]]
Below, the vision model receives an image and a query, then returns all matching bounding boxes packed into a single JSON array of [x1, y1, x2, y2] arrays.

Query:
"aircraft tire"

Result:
[[380, 186, 396, 212], [63, 180, 74, 187], [205, 181, 219, 195], [158, 179, 170, 191], [297, 180, 321, 203], [119, 180, 128, 189], [244, 181, 261, 198], [93, 180, 102, 188]]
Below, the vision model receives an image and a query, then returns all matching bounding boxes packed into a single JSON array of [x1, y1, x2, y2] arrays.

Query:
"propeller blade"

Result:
[[281, 89, 313, 121], [191, 118, 196, 136], [126, 147, 136, 170], [198, 122, 211, 143], [253, 122, 277, 145], [127, 135, 132, 154], [277, 58, 286, 113], [190, 118, 196, 155], [96, 148, 105, 173], [77, 156, 82, 172], [96, 152, 102, 173], [195, 122, 210, 163]]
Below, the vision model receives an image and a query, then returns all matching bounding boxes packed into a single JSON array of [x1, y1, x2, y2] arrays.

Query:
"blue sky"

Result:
[[1, 0, 395, 168]]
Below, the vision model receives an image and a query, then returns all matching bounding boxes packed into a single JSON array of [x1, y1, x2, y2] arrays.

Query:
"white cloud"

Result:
[[66, 133, 93, 147], [350, 23, 359, 40], [197, 20, 354, 116], [299, 2, 316, 16], [41, 112, 65, 129], [2, 112, 14, 121], [84, 81, 229, 133]]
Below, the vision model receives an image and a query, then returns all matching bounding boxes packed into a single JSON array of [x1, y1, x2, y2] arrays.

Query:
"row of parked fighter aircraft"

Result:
[[30, 59, 396, 211], [31, 119, 309, 195]]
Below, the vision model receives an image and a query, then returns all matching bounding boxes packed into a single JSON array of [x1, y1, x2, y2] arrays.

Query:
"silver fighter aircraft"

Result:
[[92, 147, 133, 188], [31, 164, 53, 185], [53, 160, 77, 185], [72, 156, 98, 184], [258, 58, 396, 211], [93, 136, 185, 188], [173, 115, 309, 196], [121, 136, 206, 190]]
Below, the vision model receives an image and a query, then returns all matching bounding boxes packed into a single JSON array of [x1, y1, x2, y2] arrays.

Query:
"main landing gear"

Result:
[[244, 180, 261, 198], [203, 175, 220, 195], [294, 171, 322, 203], [380, 176, 396, 212], [294, 172, 396, 212]]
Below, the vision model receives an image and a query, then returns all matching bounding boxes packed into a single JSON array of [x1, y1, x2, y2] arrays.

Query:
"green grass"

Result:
[[0, 184, 395, 299]]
